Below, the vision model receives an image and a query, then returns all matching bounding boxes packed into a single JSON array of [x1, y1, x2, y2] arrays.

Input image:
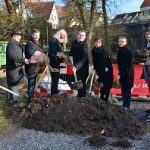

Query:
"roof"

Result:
[[27, 2, 54, 19], [112, 12, 140, 24], [26, 2, 66, 19], [56, 5, 66, 18], [140, 0, 150, 8]]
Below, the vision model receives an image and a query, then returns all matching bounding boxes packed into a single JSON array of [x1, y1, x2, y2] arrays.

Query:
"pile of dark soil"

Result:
[[11, 95, 147, 140]]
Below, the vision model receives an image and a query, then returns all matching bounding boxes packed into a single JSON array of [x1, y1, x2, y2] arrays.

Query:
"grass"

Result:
[[0, 95, 12, 132]]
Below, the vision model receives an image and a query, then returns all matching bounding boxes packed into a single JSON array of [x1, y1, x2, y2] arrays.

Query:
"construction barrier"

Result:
[[111, 64, 150, 99], [34, 63, 77, 97], [34, 64, 150, 99]]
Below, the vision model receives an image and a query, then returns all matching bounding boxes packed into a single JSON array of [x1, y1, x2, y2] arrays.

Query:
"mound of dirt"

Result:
[[10, 95, 147, 140]]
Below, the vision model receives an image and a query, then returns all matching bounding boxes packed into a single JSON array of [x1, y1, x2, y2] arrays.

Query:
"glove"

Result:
[[57, 52, 68, 59]]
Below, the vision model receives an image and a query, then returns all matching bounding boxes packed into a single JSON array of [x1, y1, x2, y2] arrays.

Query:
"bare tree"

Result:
[[102, 0, 109, 49]]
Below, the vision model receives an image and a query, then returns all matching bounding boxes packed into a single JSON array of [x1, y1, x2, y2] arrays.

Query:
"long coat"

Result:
[[69, 39, 89, 82], [6, 39, 25, 86], [92, 46, 113, 88], [48, 38, 64, 69], [117, 45, 134, 88]]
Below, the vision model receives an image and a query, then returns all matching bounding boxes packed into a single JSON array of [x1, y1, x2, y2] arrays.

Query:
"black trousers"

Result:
[[77, 82, 86, 97], [50, 72, 60, 95], [100, 87, 111, 102]]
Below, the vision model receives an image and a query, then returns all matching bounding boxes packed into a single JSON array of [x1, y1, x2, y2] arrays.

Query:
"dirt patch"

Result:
[[10, 95, 147, 140]]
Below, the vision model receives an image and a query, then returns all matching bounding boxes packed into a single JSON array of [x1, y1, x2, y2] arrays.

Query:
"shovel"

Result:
[[87, 70, 95, 96], [69, 57, 83, 90], [0, 85, 19, 96]]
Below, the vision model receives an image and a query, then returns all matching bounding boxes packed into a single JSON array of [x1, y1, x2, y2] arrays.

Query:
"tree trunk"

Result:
[[87, 0, 97, 48], [4, 0, 12, 15], [102, 0, 110, 52]]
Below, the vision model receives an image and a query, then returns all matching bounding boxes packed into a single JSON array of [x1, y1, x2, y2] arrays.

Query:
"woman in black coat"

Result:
[[92, 36, 113, 101], [117, 36, 134, 108]]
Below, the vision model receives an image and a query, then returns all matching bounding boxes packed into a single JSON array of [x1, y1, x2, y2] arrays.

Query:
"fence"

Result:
[[0, 41, 8, 68]]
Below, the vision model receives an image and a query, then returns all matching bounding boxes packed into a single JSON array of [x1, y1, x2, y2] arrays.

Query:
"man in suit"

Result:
[[69, 30, 89, 97], [117, 36, 134, 109]]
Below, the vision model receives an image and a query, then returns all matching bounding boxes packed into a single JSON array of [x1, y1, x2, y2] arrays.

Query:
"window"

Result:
[[143, 10, 150, 16]]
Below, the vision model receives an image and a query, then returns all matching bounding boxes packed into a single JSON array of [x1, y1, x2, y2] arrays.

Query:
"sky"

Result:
[[119, 0, 143, 14], [42, 0, 144, 17]]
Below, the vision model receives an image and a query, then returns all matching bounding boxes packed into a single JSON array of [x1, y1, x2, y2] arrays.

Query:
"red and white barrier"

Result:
[[111, 64, 150, 99], [35, 64, 150, 99]]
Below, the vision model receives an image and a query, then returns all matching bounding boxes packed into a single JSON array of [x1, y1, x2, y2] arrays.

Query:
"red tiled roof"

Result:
[[27, 2, 54, 19], [26, 2, 66, 19], [56, 5, 66, 18], [140, 0, 150, 8]]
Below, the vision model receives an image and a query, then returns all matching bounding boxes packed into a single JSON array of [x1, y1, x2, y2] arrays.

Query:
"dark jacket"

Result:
[[69, 39, 89, 82], [48, 38, 64, 68], [92, 46, 113, 88], [25, 37, 43, 60], [25, 37, 43, 75], [6, 39, 25, 86], [141, 42, 150, 83], [117, 45, 134, 88]]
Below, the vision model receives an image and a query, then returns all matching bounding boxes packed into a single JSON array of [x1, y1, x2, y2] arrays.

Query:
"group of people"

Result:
[[5, 27, 150, 116]]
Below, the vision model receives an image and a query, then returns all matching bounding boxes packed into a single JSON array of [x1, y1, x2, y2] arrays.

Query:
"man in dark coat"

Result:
[[6, 28, 29, 107], [69, 30, 89, 97], [117, 36, 134, 109], [92, 36, 113, 101], [142, 27, 150, 118], [25, 28, 43, 102], [48, 29, 68, 95]]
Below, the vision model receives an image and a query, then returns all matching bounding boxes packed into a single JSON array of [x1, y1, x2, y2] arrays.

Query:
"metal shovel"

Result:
[[69, 57, 83, 90], [0, 85, 19, 96]]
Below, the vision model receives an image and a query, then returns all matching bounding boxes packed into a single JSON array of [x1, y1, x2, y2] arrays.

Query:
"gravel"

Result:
[[0, 127, 150, 150]]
